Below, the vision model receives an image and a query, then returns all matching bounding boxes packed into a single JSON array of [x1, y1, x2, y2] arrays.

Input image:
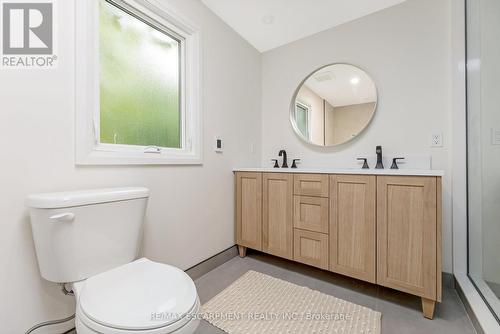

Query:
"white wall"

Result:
[[261, 0, 453, 272], [0, 0, 261, 332], [329, 102, 376, 146]]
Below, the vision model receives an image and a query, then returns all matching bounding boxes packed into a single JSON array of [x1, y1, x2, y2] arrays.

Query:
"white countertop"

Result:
[[233, 167, 444, 177]]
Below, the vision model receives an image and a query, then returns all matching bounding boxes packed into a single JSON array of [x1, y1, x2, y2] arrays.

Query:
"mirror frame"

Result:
[[289, 63, 378, 147]]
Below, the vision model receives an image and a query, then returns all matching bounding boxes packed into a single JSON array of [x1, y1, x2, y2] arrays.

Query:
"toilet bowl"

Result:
[[26, 188, 200, 334]]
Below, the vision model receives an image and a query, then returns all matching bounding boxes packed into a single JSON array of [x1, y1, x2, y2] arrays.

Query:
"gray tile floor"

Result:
[[194, 251, 476, 334]]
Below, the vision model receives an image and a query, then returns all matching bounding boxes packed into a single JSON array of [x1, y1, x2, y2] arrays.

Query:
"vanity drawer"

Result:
[[293, 196, 329, 233], [293, 229, 329, 270], [293, 174, 329, 197]]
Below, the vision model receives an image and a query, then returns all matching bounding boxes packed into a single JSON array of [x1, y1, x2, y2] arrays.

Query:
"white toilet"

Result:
[[26, 187, 200, 334]]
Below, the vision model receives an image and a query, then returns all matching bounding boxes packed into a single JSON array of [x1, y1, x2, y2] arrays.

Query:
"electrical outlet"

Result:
[[431, 133, 443, 147], [492, 128, 500, 145]]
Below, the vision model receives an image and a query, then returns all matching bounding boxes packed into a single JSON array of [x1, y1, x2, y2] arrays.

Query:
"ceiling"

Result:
[[201, 0, 407, 52], [304, 64, 377, 107]]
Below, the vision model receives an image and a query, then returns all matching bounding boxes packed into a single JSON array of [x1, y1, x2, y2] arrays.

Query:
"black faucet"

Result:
[[391, 157, 405, 169], [357, 158, 370, 169], [278, 150, 288, 168], [375, 146, 384, 169], [291, 159, 300, 169]]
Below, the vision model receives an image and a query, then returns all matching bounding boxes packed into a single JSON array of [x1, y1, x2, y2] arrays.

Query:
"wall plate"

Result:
[[431, 133, 443, 147], [214, 136, 223, 153], [492, 128, 500, 145]]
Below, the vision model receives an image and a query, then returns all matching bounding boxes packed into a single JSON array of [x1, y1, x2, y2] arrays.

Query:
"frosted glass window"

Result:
[[99, 0, 181, 148]]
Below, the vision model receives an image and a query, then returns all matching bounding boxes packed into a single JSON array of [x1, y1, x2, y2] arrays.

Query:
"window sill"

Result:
[[76, 149, 203, 166]]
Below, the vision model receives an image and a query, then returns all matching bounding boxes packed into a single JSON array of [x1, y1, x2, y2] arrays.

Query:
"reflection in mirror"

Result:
[[291, 64, 377, 146]]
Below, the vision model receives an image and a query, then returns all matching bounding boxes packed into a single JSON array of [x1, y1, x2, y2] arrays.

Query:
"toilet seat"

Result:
[[74, 258, 199, 334]]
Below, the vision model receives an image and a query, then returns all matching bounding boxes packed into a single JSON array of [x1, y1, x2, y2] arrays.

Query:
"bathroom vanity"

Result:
[[234, 168, 443, 319]]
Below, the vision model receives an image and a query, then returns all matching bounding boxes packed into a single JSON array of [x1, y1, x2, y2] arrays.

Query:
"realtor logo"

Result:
[[1, 0, 57, 68]]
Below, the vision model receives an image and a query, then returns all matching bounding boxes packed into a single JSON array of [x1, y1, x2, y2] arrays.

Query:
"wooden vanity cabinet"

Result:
[[235, 172, 262, 256], [235, 171, 442, 319], [330, 175, 376, 283], [262, 173, 294, 259], [376, 176, 442, 319]]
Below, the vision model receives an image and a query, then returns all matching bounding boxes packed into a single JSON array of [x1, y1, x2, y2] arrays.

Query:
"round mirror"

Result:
[[290, 63, 377, 147]]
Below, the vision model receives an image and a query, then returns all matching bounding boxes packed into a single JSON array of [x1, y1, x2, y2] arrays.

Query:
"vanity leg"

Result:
[[237, 245, 247, 258], [421, 298, 436, 319]]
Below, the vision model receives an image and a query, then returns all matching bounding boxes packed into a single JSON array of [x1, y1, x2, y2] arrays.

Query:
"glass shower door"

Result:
[[467, 0, 500, 321]]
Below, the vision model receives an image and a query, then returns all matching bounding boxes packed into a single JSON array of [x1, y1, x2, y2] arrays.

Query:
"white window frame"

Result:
[[75, 0, 202, 165], [295, 101, 311, 140]]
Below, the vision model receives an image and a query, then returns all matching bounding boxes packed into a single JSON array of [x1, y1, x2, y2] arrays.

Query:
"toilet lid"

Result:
[[79, 258, 198, 330]]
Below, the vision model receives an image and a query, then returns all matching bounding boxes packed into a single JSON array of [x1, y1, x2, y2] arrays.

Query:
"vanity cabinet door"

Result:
[[263, 173, 294, 260], [330, 175, 376, 283], [236, 172, 262, 251], [377, 176, 437, 301]]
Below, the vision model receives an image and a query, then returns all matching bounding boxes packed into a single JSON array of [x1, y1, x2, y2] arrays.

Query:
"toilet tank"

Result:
[[26, 187, 149, 283]]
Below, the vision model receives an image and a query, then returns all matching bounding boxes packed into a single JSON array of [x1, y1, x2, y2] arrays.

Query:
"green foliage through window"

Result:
[[99, 0, 181, 148]]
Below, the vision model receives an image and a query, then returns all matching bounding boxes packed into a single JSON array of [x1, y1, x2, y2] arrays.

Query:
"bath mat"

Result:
[[201, 270, 381, 334]]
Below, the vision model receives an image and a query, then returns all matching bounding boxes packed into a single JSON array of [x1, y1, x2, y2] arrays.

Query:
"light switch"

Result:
[[250, 142, 255, 154], [214, 136, 223, 153], [492, 128, 500, 145], [430, 133, 443, 147]]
